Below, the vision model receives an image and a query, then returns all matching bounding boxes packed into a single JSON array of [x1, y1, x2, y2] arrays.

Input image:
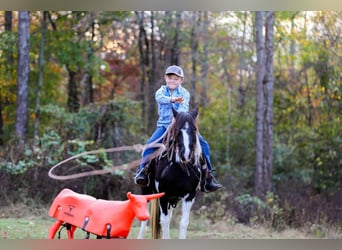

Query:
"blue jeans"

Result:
[[139, 126, 213, 171]]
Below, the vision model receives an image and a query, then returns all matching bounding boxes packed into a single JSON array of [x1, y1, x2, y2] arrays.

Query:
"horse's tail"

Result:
[[150, 199, 161, 239]]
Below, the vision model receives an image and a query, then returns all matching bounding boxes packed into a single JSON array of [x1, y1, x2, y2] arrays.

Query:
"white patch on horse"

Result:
[[155, 180, 160, 192], [137, 219, 148, 239], [179, 122, 190, 162], [160, 206, 173, 239], [179, 194, 194, 239]]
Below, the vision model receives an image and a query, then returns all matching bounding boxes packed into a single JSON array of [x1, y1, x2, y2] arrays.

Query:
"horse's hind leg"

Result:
[[179, 197, 195, 239]]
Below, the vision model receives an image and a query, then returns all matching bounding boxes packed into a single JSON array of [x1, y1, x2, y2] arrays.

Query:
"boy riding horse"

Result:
[[134, 65, 222, 193]]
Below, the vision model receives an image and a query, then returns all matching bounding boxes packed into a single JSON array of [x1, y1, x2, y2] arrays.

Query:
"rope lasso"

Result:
[[48, 126, 170, 181], [48, 142, 165, 181]]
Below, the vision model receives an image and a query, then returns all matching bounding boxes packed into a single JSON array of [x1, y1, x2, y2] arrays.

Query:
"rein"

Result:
[[48, 142, 165, 181]]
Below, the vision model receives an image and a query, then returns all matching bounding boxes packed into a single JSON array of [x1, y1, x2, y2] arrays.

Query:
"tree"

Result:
[[15, 11, 30, 142], [254, 11, 275, 198], [0, 11, 13, 144], [190, 12, 200, 108], [136, 11, 150, 132], [199, 11, 209, 106], [254, 11, 266, 198], [263, 11, 275, 194], [148, 11, 157, 131], [33, 11, 47, 141]]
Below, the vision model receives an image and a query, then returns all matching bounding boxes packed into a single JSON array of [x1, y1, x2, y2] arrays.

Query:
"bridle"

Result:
[[160, 120, 203, 184]]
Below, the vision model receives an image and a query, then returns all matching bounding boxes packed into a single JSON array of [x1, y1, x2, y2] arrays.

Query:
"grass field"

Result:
[[0, 204, 341, 239]]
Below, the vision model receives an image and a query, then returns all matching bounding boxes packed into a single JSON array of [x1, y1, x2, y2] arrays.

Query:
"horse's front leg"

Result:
[[159, 206, 173, 239], [137, 220, 148, 239], [136, 201, 150, 239], [179, 196, 195, 239]]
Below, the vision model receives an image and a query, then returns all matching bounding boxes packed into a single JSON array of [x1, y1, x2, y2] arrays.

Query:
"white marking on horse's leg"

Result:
[[155, 180, 159, 192], [179, 195, 195, 239], [160, 207, 173, 239], [137, 220, 147, 239], [137, 201, 150, 239]]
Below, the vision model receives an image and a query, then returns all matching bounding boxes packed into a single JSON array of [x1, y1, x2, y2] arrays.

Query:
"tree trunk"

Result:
[[171, 11, 182, 65], [190, 12, 200, 108], [304, 69, 313, 127], [238, 11, 248, 109], [254, 11, 266, 198], [0, 11, 13, 144], [81, 12, 95, 106], [220, 49, 232, 164], [67, 66, 79, 113], [136, 11, 149, 133], [34, 11, 47, 141], [5, 11, 13, 64], [5, 11, 12, 31], [255, 11, 275, 198], [263, 11, 275, 193], [147, 11, 157, 132], [289, 15, 296, 82], [200, 11, 209, 106], [15, 11, 31, 142]]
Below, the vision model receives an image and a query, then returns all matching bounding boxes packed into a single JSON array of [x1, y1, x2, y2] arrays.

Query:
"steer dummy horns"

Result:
[[127, 192, 165, 201]]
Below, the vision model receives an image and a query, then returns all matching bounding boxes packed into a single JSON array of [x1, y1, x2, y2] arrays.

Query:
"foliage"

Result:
[[1, 99, 142, 175], [235, 193, 266, 224], [264, 192, 288, 231], [0, 130, 63, 174], [233, 192, 293, 231], [39, 99, 142, 142], [67, 139, 112, 170], [200, 87, 256, 184]]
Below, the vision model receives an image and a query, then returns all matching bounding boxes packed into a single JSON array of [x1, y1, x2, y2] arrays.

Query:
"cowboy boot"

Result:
[[134, 165, 150, 186], [202, 171, 223, 193]]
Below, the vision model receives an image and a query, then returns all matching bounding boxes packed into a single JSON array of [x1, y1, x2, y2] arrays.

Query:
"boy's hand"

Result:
[[172, 97, 184, 103]]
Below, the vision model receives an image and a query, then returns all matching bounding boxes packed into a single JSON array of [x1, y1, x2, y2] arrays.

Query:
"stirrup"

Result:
[[202, 180, 222, 193], [201, 172, 222, 193]]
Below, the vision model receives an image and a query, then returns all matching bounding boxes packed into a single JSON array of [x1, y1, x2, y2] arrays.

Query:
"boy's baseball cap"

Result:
[[165, 65, 184, 77]]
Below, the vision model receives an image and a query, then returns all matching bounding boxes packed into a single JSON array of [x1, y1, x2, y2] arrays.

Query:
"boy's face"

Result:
[[164, 74, 184, 90]]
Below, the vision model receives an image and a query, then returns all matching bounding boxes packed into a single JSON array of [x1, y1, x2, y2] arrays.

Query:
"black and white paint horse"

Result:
[[138, 108, 205, 239]]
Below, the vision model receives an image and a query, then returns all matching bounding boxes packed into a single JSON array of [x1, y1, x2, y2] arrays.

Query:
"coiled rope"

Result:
[[48, 142, 165, 181]]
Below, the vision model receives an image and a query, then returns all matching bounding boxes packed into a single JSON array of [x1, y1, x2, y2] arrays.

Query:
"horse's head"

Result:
[[127, 192, 164, 221], [170, 108, 202, 165]]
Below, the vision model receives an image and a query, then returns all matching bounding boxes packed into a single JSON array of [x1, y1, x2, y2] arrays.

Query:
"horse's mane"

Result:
[[162, 111, 202, 166]]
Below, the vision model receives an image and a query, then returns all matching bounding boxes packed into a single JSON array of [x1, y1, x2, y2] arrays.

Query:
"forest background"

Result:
[[0, 11, 341, 234]]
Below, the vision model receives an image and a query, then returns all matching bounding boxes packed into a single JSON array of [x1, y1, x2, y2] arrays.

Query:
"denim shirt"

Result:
[[155, 85, 190, 127]]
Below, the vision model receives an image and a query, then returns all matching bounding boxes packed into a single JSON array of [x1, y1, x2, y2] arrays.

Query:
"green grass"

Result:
[[0, 218, 53, 239], [1, 217, 340, 239], [0, 204, 341, 239]]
